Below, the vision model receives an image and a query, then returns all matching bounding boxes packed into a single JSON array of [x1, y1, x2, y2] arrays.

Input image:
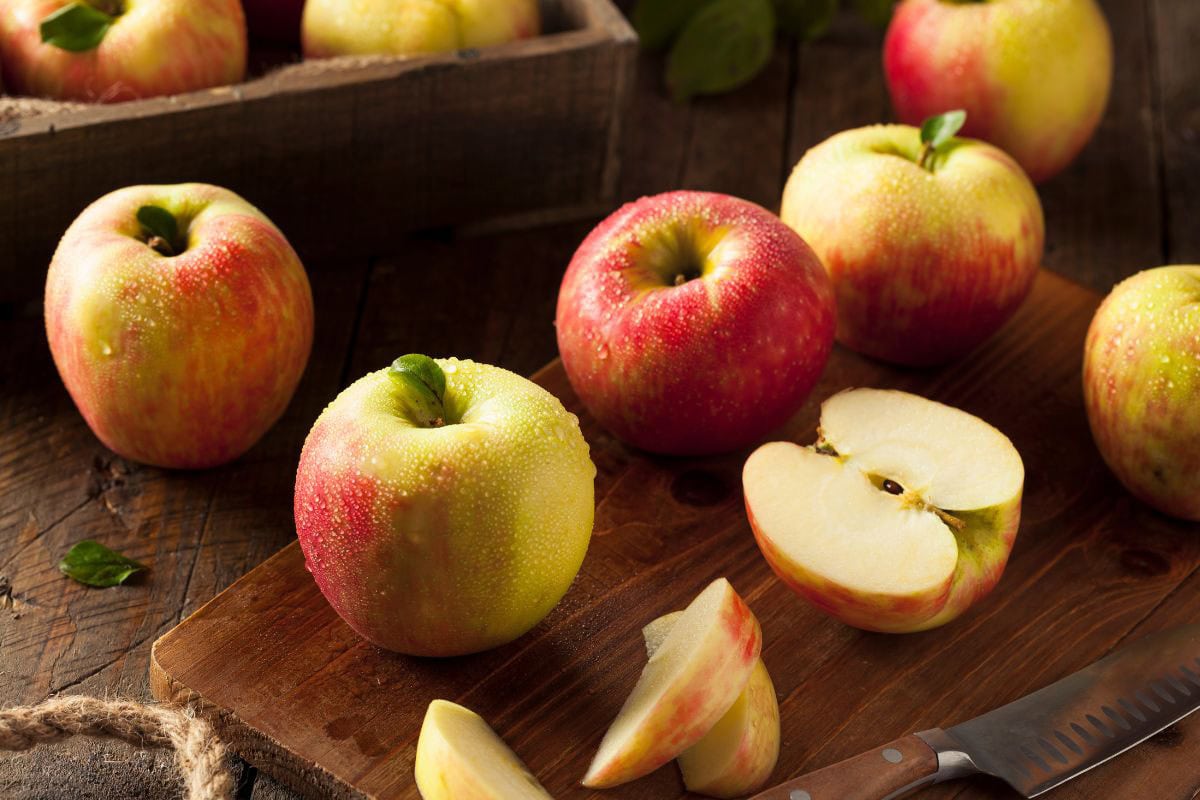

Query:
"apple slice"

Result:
[[582, 578, 762, 788], [744, 388, 1024, 633], [643, 612, 780, 798], [414, 700, 554, 799]]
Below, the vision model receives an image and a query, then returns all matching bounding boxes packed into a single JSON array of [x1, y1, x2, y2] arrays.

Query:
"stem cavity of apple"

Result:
[[39, 1, 120, 52], [917, 109, 968, 173], [389, 354, 449, 428], [136, 205, 183, 257]]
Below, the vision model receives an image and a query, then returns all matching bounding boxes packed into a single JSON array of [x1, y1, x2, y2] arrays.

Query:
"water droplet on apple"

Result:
[[99, 341, 113, 357], [597, 344, 609, 360]]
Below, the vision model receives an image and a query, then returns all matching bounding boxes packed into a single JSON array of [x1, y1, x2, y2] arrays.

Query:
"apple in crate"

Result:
[[415, 700, 554, 800], [744, 389, 1024, 633], [1084, 266, 1200, 521], [583, 578, 761, 788], [885, 0, 1112, 183], [45, 183, 313, 469], [781, 113, 1043, 366], [556, 191, 836, 456], [643, 611, 779, 798], [0, 0, 247, 102], [294, 355, 595, 657], [303, 0, 540, 59]]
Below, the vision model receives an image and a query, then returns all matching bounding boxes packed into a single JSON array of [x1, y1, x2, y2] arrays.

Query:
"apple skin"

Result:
[[780, 125, 1043, 367], [884, 0, 1112, 183], [302, 0, 540, 59], [0, 0, 247, 102], [556, 191, 836, 456], [294, 358, 595, 657], [1083, 266, 1200, 521], [45, 183, 313, 469], [243, 0, 305, 43]]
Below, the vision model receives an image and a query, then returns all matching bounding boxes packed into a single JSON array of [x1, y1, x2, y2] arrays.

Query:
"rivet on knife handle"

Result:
[[747, 733, 942, 800]]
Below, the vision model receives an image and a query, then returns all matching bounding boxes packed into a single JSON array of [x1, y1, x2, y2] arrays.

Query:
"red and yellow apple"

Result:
[[556, 190, 836, 456], [780, 120, 1043, 366], [744, 389, 1024, 633], [45, 183, 313, 469], [0, 0, 247, 102], [643, 612, 779, 798], [294, 355, 595, 657], [302, 0, 540, 59], [1083, 266, 1200, 521], [583, 578, 762, 788], [884, 0, 1112, 183], [414, 700, 554, 800]]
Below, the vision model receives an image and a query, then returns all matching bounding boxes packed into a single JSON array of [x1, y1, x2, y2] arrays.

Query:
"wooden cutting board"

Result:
[[150, 270, 1200, 799]]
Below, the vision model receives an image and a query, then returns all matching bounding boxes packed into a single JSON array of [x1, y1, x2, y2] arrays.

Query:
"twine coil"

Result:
[[0, 695, 234, 800]]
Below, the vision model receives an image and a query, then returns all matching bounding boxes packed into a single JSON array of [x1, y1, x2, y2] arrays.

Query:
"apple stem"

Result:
[[146, 235, 175, 257], [918, 141, 936, 171], [389, 354, 449, 429], [931, 506, 966, 532]]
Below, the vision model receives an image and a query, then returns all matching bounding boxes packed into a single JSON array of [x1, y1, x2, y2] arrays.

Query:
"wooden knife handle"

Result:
[[748, 734, 939, 800]]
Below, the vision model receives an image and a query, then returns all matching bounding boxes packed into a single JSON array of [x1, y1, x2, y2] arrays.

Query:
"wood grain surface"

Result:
[[2, 1, 1198, 798]]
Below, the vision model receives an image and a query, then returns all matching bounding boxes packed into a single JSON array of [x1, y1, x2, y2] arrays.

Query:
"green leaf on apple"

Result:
[[774, 0, 839, 41], [667, 0, 776, 102], [918, 109, 967, 170], [850, 0, 897, 26], [632, 0, 716, 52], [59, 540, 147, 588], [389, 354, 449, 428], [40, 2, 115, 53]]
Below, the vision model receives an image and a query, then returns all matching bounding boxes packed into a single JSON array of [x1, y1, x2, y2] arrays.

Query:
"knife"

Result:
[[749, 623, 1200, 800]]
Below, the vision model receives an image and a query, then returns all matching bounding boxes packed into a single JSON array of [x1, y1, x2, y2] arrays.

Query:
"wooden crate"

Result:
[[0, 0, 636, 303]]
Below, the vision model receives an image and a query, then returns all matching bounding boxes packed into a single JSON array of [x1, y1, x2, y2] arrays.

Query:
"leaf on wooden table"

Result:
[[666, 0, 777, 102], [59, 540, 147, 588]]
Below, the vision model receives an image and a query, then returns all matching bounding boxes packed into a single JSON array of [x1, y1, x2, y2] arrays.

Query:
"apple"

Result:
[[1083, 266, 1200, 521], [302, 0, 540, 59], [0, 0, 247, 102], [45, 183, 313, 469], [294, 355, 595, 657], [243, 0, 304, 43], [414, 699, 553, 800], [780, 114, 1044, 366], [583, 578, 762, 788], [556, 190, 836, 456], [643, 612, 780, 798], [884, 0, 1112, 183], [743, 388, 1024, 633]]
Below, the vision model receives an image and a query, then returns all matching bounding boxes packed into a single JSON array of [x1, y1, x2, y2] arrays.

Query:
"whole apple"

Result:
[[45, 183, 313, 469], [302, 0, 540, 59], [294, 355, 595, 657], [884, 0, 1112, 183], [780, 117, 1044, 366], [242, 0, 305, 43], [0, 0, 247, 102], [556, 191, 836, 456], [1084, 266, 1200, 521]]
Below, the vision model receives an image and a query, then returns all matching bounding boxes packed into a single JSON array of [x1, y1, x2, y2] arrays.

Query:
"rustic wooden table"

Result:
[[1, 2, 1196, 798]]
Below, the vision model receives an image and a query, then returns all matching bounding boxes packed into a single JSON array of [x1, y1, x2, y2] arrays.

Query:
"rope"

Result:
[[0, 696, 234, 800]]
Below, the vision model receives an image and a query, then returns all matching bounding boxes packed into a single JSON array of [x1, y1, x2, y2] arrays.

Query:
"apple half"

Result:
[[414, 700, 554, 799], [582, 578, 762, 788], [643, 612, 780, 798], [744, 388, 1024, 633]]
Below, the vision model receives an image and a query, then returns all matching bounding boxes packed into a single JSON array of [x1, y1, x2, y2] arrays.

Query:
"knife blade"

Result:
[[748, 623, 1200, 800]]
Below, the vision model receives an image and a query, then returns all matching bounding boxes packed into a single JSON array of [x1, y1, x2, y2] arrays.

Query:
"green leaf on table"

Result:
[[666, 0, 777, 102], [920, 109, 967, 149], [774, 0, 839, 41], [851, 0, 897, 27], [632, 0, 716, 51], [39, 2, 114, 52], [59, 540, 147, 588]]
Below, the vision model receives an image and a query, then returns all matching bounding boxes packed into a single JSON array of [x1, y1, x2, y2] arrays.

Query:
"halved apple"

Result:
[[743, 388, 1024, 633], [582, 578, 762, 788], [414, 700, 554, 799], [643, 612, 780, 798]]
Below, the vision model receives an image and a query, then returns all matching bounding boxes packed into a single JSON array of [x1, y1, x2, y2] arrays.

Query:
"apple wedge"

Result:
[[744, 388, 1023, 633], [414, 700, 554, 799], [582, 578, 762, 788], [643, 612, 780, 798]]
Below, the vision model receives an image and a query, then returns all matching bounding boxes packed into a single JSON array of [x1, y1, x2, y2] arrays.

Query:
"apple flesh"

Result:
[[582, 578, 762, 788], [302, 0, 540, 59], [44, 183, 313, 469], [1084, 266, 1200, 521], [744, 389, 1024, 633], [781, 124, 1043, 366], [295, 356, 595, 657], [0, 0, 247, 102], [643, 612, 780, 798], [885, 0, 1112, 183], [414, 700, 554, 800], [556, 190, 836, 456]]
